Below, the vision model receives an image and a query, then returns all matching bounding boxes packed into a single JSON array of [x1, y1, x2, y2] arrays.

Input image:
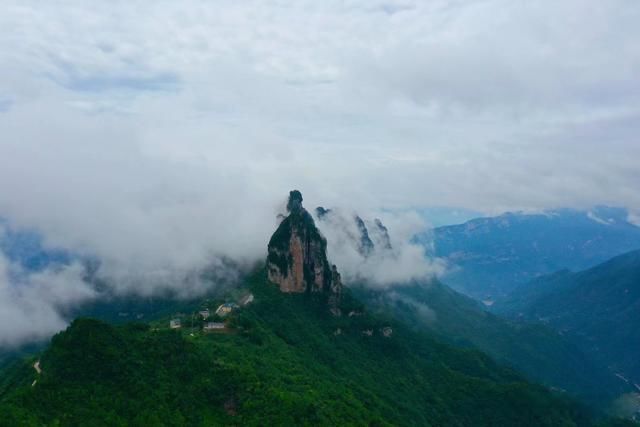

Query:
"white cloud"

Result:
[[0, 0, 639, 343], [0, 253, 95, 347], [315, 208, 445, 287], [628, 212, 640, 227]]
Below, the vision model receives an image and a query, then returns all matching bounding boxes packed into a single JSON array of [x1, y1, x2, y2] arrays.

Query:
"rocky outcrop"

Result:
[[372, 218, 392, 250], [267, 191, 342, 313], [315, 206, 331, 219], [328, 265, 342, 316], [315, 206, 392, 256], [354, 216, 374, 257]]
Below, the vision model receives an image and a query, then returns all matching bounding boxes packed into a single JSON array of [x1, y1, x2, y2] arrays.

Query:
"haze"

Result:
[[1, 0, 639, 346]]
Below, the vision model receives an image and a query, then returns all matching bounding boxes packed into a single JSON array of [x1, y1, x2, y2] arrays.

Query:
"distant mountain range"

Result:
[[496, 250, 640, 389], [419, 206, 640, 299]]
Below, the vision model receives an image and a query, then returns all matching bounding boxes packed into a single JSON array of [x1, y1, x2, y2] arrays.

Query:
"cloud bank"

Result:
[[0, 1, 639, 344], [0, 252, 95, 347], [314, 208, 444, 287]]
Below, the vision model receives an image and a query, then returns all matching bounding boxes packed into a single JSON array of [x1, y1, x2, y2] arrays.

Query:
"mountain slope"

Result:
[[496, 250, 640, 387], [353, 279, 628, 406], [0, 270, 595, 426], [420, 207, 640, 299]]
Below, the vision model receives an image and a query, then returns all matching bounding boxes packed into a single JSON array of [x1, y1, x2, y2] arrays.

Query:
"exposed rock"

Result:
[[354, 215, 375, 257], [373, 218, 393, 250], [328, 265, 342, 316], [287, 189, 303, 213], [267, 191, 342, 314], [315, 207, 376, 257], [315, 206, 331, 219]]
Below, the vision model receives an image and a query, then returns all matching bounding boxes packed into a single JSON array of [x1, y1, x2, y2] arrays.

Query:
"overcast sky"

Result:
[[0, 1, 639, 344]]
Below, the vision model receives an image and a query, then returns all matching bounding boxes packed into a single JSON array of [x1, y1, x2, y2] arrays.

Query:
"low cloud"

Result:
[[0, 1, 639, 345], [628, 212, 640, 227], [0, 252, 95, 348], [387, 291, 438, 325], [314, 208, 445, 287]]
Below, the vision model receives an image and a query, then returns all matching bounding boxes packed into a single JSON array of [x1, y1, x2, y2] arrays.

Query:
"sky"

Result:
[[0, 1, 639, 346]]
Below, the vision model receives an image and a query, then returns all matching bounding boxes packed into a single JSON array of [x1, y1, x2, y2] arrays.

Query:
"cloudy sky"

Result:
[[0, 1, 639, 345]]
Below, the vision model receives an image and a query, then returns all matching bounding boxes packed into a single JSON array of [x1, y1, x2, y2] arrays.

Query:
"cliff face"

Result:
[[267, 190, 342, 313], [315, 206, 393, 257]]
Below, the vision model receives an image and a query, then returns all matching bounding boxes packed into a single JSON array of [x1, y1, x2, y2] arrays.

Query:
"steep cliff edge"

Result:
[[267, 190, 342, 313]]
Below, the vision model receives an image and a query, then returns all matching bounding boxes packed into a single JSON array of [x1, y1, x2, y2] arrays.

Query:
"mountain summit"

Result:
[[267, 190, 342, 313]]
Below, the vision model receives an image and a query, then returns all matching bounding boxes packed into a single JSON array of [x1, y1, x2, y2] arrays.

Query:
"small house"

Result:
[[199, 309, 210, 320], [169, 319, 181, 329], [203, 322, 226, 331], [215, 303, 238, 317]]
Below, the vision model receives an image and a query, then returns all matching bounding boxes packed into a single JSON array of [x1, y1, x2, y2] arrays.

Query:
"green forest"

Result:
[[2, 270, 633, 426]]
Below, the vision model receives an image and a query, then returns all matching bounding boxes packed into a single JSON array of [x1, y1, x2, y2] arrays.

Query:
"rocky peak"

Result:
[[286, 189, 303, 214], [373, 218, 393, 250], [267, 191, 342, 313], [315, 206, 392, 256], [315, 206, 331, 219], [354, 215, 375, 257]]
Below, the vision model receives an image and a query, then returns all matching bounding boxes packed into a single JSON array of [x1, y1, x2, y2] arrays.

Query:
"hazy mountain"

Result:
[[496, 250, 640, 389], [420, 206, 640, 299], [1, 194, 638, 424], [0, 191, 609, 425], [353, 279, 629, 407]]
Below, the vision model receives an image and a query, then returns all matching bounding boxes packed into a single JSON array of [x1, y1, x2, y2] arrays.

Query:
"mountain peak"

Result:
[[267, 191, 342, 314], [286, 189, 303, 214]]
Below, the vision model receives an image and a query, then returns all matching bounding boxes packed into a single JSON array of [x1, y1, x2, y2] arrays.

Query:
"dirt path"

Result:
[[32, 360, 42, 386]]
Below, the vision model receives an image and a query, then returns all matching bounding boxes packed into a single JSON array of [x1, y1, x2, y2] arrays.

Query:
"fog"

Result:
[[313, 208, 445, 287], [0, 250, 94, 347], [1, 0, 640, 346]]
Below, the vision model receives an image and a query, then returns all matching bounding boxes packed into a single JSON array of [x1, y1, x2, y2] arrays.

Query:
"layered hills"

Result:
[[497, 250, 640, 388], [0, 192, 636, 425], [419, 207, 640, 299]]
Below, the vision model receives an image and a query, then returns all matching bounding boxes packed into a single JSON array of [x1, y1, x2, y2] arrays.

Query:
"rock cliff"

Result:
[[267, 190, 342, 313]]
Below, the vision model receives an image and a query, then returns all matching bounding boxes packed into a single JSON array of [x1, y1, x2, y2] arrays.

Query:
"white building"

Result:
[[169, 319, 181, 329], [215, 303, 238, 317], [203, 322, 226, 331]]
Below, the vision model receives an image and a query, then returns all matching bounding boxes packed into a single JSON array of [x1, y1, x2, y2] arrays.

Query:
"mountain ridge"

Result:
[[496, 249, 640, 387], [420, 207, 640, 299]]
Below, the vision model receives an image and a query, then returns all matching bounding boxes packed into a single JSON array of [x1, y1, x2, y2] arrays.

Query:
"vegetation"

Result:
[[497, 250, 640, 391], [0, 270, 611, 426], [354, 280, 629, 406]]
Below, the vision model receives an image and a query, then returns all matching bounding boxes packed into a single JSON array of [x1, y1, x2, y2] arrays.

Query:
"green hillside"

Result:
[[496, 250, 640, 387], [353, 280, 628, 407], [0, 270, 596, 426]]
